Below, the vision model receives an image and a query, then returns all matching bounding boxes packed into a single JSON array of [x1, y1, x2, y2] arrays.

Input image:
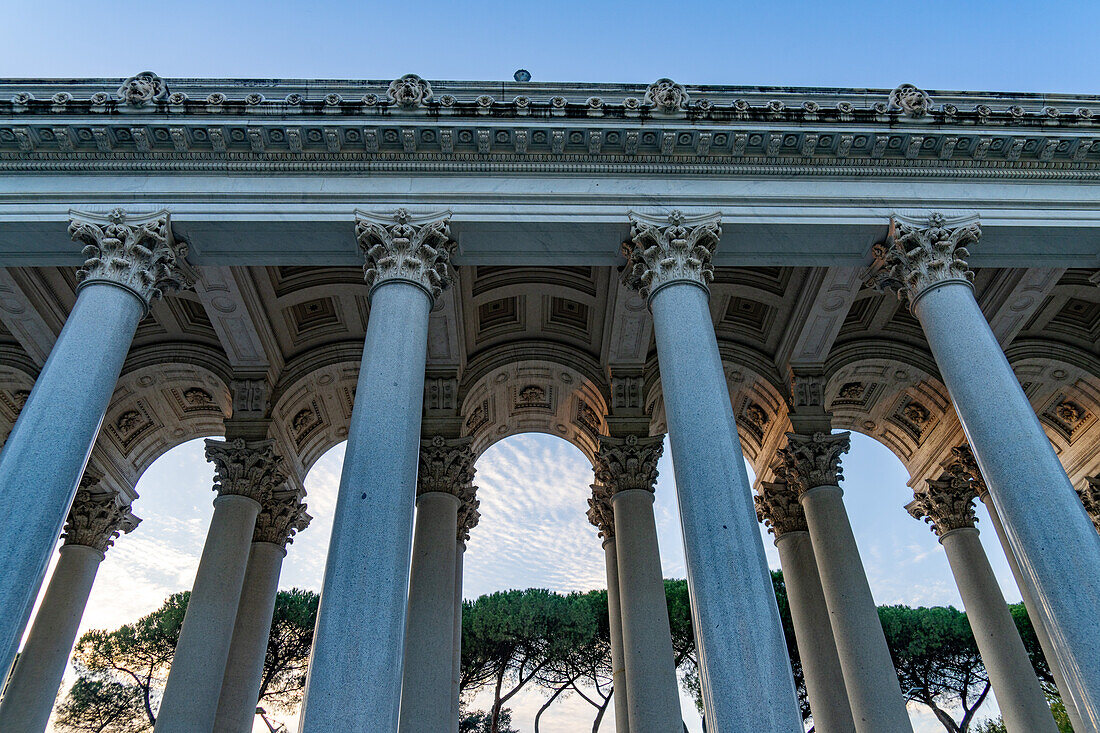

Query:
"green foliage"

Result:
[[460, 707, 519, 733], [55, 588, 318, 731], [879, 604, 990, 733]]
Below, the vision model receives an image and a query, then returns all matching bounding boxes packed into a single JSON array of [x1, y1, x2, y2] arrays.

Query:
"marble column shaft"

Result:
[[611, 487, 680, 732], [603, 537, 630, 733], [212, 541, 286, 733], [940, 528, 1057, 732], [872, 213, 1100, 724], [451, 542, 465, 733], [979, 491, 1085, 731], [625, 210, 801, 731], [757, 480, 855, 733], [0, 208, 183, 677], [300, 208, 455, 732], [399, 492, 460, 733]]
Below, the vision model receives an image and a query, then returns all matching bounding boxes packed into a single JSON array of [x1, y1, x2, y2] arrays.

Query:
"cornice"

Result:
[[1, 77, 1099, 179]]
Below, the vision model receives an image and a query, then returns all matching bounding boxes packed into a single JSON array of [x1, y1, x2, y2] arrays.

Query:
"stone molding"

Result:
[[253, 487, 311, 547], [592, 433, 664, 494], [1078, 478, 1100, 533], [68, 208, 189, 311], [863, 212, 981, 305], [62, 483, 139, 554], [622, 210, 721, 300], [755, 480, 808, 537], [354, 209, 456, 303], [777, 431, 850, 495], [204, 438, 286, 503], [907, 472, 979, 537], [587, 482, 615, 539]]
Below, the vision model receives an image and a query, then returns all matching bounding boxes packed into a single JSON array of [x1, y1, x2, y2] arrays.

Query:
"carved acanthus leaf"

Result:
[[456, 481, 481, 543], [948, 444, 988, 498], [1078, 477, 1100, 534], [354, 209, 456, 302], [253, 488, 311, 547], [593, 433, 663, 494], [69, 208, 189, 310], [418, 435, 476, 497], [907, 472, 978, 536], [777, 431, 850, 494], [63, 486, 140, 553], [205, 438, 286, 503], [587, 482, 615, 539], [863, 212, 981, 304], [622, 210, 722, 300], [755, 480, 807, 537]]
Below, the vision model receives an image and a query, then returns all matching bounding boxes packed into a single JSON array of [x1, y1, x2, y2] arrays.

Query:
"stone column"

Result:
[[779, 432, 912, 732], [0, 208, 186, 675], [755, 479, 855, 733], [399, 436, 476, 733], [907, 469, 1057, 732], [593, 434, 679, 733], [866, 212, 1100, 724], [452, 478, 480, 733], [213, 488, 310, 733], [588, 482, 629, 733], [953, 446, 1085, 732], [299, 209, 456, 732], [1077, 478, 1100, 534], [622, 210, 801, 732], [0, 481, 138, 733], [155, 439, 287, 733]]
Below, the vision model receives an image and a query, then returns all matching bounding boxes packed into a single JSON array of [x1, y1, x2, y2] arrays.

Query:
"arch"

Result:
[[460, 348, 610, 465], [0, 348, 38, 446], [270, 356, 360, 478]]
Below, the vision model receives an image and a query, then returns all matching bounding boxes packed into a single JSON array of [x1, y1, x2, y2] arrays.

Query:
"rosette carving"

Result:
[[68, 208, 189, 311], [755, 480, 808, 537], [205, 438, 287, 503], [1078, 477, 1100, 533], [253, 488, 311, 547], [622, 210, 722, 300], [63, 481, 139, 554], [387, 74, 433, 108], [777, 432, 850, 495], [907, 472, 978, 537], [587, 482, 615, 539], [593, 434, 663, 495], [118, 71, 168, 107], [354, 209, 456, 302], [863, 212, 981, 305], [644, 78, 689, 112]]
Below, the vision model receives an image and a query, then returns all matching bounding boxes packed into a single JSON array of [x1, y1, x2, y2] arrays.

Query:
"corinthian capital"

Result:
[[755, 480, 808, 537], [69, 208, 189, 312], [948, 444, 988, 498], [457, 483, 481, 543], [593, 433, 663, 494], [254, 488, 311, 547], [418, 436, 476, 496], [62, 482, 140, 554], [863, 212, 981, 305], [622, 210, 721, 300], [907, 472, 978, 537], [1078, 477, 1100, 533], [777, 432, 850, 495], [354, 209, 456, 303], [204, 438, 287, 503], [587, 482, 615, 539]]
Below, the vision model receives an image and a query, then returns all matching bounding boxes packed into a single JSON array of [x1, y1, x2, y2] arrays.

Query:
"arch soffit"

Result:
[[460, 349, 610, 466], [271, 355, 360, 478]]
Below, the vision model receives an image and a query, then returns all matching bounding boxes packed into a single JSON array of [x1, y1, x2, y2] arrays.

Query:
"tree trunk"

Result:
[[535, 679, 576, 733], [490, 666, 505, 733], [591, 693, 611, 733]]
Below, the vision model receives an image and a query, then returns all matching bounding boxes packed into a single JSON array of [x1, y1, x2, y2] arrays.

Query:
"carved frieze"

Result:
[[622, 210, 722, 300], [354, 209, 456, 302], [68, 208, 189, 310]]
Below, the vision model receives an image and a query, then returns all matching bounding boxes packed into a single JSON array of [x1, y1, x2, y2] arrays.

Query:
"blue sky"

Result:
[[9, 0, 1082, 728]]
